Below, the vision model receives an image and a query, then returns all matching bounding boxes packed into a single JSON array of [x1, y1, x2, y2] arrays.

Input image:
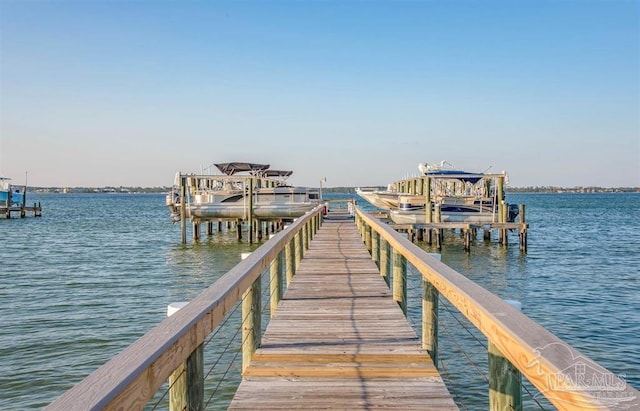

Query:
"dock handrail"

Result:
[[45, 204, 638, 410], [355, 205, 638, 410], [45, 205, 325, 410]]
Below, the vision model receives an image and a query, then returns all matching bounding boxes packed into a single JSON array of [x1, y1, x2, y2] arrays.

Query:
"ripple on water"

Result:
[[1, 192, 639, 409]]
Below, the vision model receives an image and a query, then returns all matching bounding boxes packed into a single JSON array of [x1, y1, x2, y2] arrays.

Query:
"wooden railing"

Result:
[[45, 205, 325, 410], [45, 203, 638, 410], [355, 205, 639, 411]]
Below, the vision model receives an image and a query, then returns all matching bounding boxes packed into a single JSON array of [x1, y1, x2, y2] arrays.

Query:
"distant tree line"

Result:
[[322, 186, 639, 193], [29, 185, 639, 194], [506, 186, 639, 193]]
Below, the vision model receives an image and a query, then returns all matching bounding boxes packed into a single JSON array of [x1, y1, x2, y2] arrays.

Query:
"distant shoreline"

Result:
[[21, 186, 640, 194]]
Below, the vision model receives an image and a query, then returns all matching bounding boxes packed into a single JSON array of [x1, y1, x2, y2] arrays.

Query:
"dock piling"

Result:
[[489, 300, 523, 411], [241, 252, 261, 373], [167, 302, 204, 411], [392, 248, 407, 315], [180, 176, 187, 244], [422, 253, 441, 367]]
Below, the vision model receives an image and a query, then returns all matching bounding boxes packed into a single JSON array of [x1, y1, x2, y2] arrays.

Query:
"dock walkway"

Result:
[[1, 203, 42, 218], [229, 212, 457, 409]]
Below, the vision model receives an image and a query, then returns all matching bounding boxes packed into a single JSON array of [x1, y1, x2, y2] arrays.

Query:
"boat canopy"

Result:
[[419, 161, 484, 184], [426, 170, 485, 184], [264, 170, 293, 178], [214, 162, 270, 176]]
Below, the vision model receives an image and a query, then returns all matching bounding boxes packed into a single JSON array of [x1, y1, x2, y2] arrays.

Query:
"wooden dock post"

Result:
[[242, 257, 261, 373], [302, 223, 308, 252], [489, 300, 523, 411], [519, 204, 527, 252], [364, 224, 372, 252], [180, 176, 187, 245], [434, 204, 442, 250], [392, 248, 407, 315], [463, 228, 471, 252], [270, 250, 283, 316], [371, 230, 379, 265], [285, 238, 295, 286], [6, 189, 12, 219], [193, 222, 200, 241], [248, 178, 254, 244], [424, 177, 433, 244], [167, 302, 204, 411], [310, 215, 316, 240], [422, 254, 441, 367], [424, 176, 432, 221], [294, 230, 302, 269], [379, 238, 390, 286], [501, 204, 509, 245], [497, 175, 508, 245], [313, 215, 318, 238]]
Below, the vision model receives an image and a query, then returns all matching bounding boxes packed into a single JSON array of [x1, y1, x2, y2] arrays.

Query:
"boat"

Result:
[[166, 162, 320, 222], [389, 194, 519, 224], [0, 177, 24, 208], [356, 162, 488, 211], [358, 161, 519, 224], [355, 184, 406, 210]]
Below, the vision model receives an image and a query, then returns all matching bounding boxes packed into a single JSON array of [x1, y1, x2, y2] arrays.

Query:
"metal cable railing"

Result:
[[401, 243, 552, 410]]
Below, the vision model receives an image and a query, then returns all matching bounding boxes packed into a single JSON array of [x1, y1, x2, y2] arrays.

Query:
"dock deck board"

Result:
[[228, 215, 457, 410]]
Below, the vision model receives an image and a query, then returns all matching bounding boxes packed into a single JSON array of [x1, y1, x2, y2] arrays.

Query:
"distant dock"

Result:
[[0, 181, 42, 219], [387, 174, 528, 252], [1, 202, 42, 218]]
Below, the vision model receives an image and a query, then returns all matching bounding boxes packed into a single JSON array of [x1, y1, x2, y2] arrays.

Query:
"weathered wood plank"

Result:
[[357, 207, 640, 411], [229, 217, 457, 410], [243, 364, 439, 378], [232, 378, 457, 410], [251, 353, 433, 363]]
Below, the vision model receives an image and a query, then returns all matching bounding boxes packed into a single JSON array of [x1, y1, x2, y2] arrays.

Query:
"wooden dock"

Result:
[[46, 205, 638, 410], [229, 213, 457, 409], [1, 203, 42, 218]]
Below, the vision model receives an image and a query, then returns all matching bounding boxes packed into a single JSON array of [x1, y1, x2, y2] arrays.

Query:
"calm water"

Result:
[[0, 192, 638, 409]]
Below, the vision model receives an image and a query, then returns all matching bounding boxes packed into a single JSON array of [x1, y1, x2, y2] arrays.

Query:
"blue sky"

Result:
[[1, 0, 638, 188]]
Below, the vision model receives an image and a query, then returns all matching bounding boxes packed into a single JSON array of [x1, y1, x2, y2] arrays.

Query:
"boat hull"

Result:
[[390, 209, 497, 224], [167, 185, 319, 222], [188, 202, 316, 220], [390, 202, 519, 224], [355, 189, 402, 210]]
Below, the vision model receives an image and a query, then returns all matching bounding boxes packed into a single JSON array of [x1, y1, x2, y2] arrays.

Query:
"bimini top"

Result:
[[264, 170, 293, 178], [215, 162, 270, 176], [419, 161, 485, 184]]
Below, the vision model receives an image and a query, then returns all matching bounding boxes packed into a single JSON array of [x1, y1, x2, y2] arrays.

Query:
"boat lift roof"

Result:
[[213, 163, 294, 179], [214, 162, 270, 175], [264, 170, 293, 178], [418, 161, 505, 184]]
